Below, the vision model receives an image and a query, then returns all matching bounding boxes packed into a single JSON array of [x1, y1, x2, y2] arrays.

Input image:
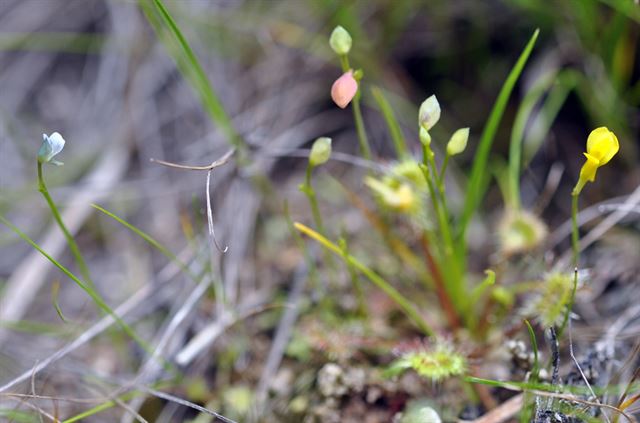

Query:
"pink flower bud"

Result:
[[331, 70, 358, 109]]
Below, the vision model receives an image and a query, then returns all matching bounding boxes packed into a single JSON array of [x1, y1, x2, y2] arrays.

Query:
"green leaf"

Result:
[[371, 86, 409, 159], [0, 214, 147, 352], [457, 29, 539, 246], [138, 0, 246, 159], [91, 204, 196, 281]]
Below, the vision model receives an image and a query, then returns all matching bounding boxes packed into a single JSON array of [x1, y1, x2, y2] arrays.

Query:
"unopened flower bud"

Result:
[[419, 127, 431, 147], [331, 70, 358, 109], [329, 26, 352, 56], [418, 95, 440, 131], [309, 137, 332, 166], [446, 128, 469, 156]]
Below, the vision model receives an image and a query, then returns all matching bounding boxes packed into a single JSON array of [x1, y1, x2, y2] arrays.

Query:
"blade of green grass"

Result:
[[0, 409, 38, 423], [371, 86, 409, 159], [520, 319, 540, 423], [61, 389, 144, 423], [598, 0, 640, 24], [91, 204, 197, 282], [521, 70, 578, 168], [507, 68, 556, 209], [458, 29, 539, 245], [0, 32, 105, 54], [524, 319, 539, 381], [0, 214, 148, 354], [0, 320, 73, 337], [294, 222, 434, 336], [138, 0, 247, 160], [51, 280, 69, 323]]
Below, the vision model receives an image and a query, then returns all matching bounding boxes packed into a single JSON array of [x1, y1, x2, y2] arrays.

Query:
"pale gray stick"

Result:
[[553, 184, 640, 270], [0, 247, 193, 393], [568, 317, 610, 423], [121, 277, 211, 423], [255, 261, 308, 407]]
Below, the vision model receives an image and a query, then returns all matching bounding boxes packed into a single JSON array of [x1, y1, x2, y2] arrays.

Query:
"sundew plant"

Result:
[[0, 2, 638, 423]]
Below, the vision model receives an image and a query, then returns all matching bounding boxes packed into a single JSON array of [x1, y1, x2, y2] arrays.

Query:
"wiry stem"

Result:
[[37, 161, 94, 290], [339, 54, 371, 160]]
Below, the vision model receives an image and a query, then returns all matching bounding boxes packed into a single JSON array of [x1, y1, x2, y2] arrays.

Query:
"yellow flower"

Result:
[[573, 126, 619, 195], [365, 176, 416, 213]]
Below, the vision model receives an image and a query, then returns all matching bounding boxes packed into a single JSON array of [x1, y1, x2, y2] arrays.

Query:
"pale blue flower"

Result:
[[38, 132, 65, 165]]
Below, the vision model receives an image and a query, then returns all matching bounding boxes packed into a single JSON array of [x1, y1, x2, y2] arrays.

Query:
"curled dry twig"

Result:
[[150, 148, 235, 171], [150, 149, 235, 253]]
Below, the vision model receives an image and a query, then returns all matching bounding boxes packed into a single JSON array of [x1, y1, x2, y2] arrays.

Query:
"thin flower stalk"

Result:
[[338, 55, 371, 160], [37, 158, 94, 290]]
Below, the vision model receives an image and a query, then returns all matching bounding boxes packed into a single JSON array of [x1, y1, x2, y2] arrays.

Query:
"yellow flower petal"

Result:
[[579, 152, 600, 183], [574, 127, 620, 195], [586, 126, 619, 165]]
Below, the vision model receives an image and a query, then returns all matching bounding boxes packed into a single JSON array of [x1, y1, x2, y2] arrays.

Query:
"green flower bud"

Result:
[[418, 95, 440, 131], [309, 137, 332, 166], [419, 127, 431, 146], [446, 127, 469, 156], [329, 26, 352, 56]]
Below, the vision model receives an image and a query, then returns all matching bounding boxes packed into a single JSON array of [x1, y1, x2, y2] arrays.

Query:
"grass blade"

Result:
[[458, 29, 539, 244], [138, 0, 246, 158], [91, 204, 196, 282], [0, 214, 147, 352], [294, 222, 434, 336], [507, 69, 556, 209], [371, 86, 409, 159]]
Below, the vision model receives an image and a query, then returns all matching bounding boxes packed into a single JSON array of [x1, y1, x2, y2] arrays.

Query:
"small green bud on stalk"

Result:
[[309, 137, 332, 167], [419, 127, 431, 147], [329, 26, 352, 55], [446, 128, 469, 156], [418, 95, 440, 131]]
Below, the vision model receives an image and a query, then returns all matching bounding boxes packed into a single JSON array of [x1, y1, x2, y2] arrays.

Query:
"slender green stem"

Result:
[[0, 215, 153, 358], [422, 147, 455, 264], [302, 164, 325, 234], [339, 54, 349, 71], [299, 164, 336, 283], [571, 193, 579, 268], [438, 154, 450, 192], [371, 86, 408, 159], [284, 201, 319, 292], [523, 319, 539, 382], [420, 146, 462, 313], [352, 97, 372, 160], [38, 162, 94, 289], [558, 192, 580, 338], [340, 236, 368, 318], [427, 148, 456, 257], [295, 222, 434, 336], [339, 54, 371, 160]]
